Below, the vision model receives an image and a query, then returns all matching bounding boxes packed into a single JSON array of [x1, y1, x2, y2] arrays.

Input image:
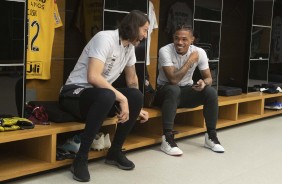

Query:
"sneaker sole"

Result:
[[265, 106, 282, 110], [160, 147, 183, 156], [105, 159, 135, 170], [70, 166, 90, 182], [204, 144, 225, 153]]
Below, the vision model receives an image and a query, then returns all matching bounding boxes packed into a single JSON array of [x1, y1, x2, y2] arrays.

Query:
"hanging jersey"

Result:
[[75, 0, 103, 42], [271, 16, 282, 63], [54, 2, 63, 28], [26, 0, 62, 79], [146, 1, 158, 65], [166, 2, 193, 35]]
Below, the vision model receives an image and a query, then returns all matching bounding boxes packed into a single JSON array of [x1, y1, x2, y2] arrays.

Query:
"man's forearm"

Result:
[[127, 75, 139, 89], [128, 82, 139, 89], [203, 78, 212, 86], [167, 60, 194, 84]]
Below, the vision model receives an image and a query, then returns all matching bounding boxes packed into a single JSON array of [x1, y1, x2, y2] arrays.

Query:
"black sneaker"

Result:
[[105, 149, 135, 170], [70, 156, 90, 182]]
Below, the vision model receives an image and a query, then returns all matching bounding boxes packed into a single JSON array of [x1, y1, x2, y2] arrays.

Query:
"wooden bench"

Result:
[[1, 92, 282, 181]]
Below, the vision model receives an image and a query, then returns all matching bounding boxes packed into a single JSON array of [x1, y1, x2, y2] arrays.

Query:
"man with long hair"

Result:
[[59, 10, 150, 182]]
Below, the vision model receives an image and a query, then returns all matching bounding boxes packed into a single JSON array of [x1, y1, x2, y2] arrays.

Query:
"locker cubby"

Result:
[[217, 103, 238, 127], [126, 117, 163, 149], [263, 95, 282, 116], [132, 117, 162, 136], [238, 99, 262, 120], [174, 110, 206, 137], [264, 96, 282, 104], [0, 135, 54, 180]]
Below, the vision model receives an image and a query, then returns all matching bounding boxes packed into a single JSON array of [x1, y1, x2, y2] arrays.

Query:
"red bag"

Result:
[[25, 104, 49, 125]]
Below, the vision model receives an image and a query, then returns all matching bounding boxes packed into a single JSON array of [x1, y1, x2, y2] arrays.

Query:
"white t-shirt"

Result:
[[157, 44, 209, 86], [66, 29, 136, 85], [146, 1, 158, 65]]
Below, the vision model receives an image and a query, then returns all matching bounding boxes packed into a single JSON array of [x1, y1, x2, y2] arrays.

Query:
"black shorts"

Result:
[[59, 84, 87, 119]]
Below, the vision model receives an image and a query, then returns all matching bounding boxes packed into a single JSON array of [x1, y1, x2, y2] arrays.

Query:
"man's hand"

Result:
[[187, 51, 199, 66], [192, 79, 206, 91], [139, 109, 149, 123], [117, 100, 129, 123]]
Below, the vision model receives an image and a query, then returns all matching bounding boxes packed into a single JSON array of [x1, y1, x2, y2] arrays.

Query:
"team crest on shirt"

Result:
[[112, 54, 117, 61]]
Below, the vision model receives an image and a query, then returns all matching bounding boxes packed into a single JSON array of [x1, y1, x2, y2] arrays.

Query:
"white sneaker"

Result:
[[104, 133, 111, 149], [204, 133, 225, 153], [160, 132, 183, 156], [91, 132, 105, 151]]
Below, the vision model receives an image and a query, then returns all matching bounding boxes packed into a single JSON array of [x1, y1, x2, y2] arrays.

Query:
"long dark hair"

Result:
[[119, 10, 149, 42]]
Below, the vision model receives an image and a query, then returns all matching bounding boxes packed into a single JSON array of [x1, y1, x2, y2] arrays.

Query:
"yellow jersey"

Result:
[[26, 0, 62, 79]]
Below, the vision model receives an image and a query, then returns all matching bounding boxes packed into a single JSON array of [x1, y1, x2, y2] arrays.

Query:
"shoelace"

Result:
[[165, 130, 179, 147], [209, 135, 220, 144]]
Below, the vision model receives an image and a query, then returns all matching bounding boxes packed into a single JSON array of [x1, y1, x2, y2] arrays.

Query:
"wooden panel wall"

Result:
[[26, 1, 65, 101]]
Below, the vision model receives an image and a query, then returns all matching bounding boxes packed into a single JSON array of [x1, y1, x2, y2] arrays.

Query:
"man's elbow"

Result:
[[87, 75, 100, 85]]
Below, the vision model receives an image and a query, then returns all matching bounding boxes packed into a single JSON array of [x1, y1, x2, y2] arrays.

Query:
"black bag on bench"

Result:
[[218, 86, 242, 96]]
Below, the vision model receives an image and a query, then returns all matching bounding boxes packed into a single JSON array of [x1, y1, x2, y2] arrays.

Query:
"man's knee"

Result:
[[203, 86, 218, 101], [128, 88, 143, 101], [103, 89, 116, 104], [164, 85, 181, 97]]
